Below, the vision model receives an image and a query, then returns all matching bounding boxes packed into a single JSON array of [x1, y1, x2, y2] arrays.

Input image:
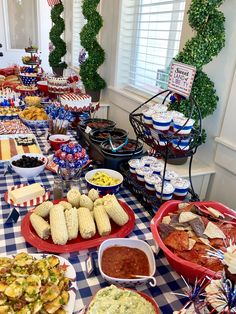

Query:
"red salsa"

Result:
[[101, 246, 150, 279]]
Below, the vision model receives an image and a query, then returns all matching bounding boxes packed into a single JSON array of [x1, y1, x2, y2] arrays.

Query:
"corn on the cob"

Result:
[[103, 195, 129, 226], [88, 189, 99, 202], [30, 213, 51, 240], [50, 205, 68, 245], [94, 206, 111, 236], [34, 201, 53, 218], [64, 207, 78, 240], [79, 195, 94, 211], [59, 201, 72, 211], [77, 207, 96, 239], [67, 188, 81, 208], [94, 198, 104, 207]]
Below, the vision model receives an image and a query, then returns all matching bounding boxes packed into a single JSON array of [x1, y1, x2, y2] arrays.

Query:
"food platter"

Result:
[[0, 253, 77, 313], [4, 183, 50, 207], [21, 199, 135, 253]]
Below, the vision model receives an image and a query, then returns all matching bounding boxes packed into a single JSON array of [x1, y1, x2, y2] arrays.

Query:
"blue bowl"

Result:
[[20, 74, 38, 86], [85, 169, 123, 195]]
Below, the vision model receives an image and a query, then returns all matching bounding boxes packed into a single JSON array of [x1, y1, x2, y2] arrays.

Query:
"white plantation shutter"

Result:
[[118, 0, 186, 92], [71, 0, 86, 67]]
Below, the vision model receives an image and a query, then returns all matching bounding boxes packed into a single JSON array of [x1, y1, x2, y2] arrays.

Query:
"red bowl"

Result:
[[37, 80, 48, 93], [49, 134, 70, 151], [150, 200, 236, 283]]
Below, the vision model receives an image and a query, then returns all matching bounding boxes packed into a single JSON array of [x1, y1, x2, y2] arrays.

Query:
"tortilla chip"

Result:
[[188, 238, 196, 250], [162, 215, 171, 224], [189, 217, 206, 238], [179, 212, 198, 223], [199, 237, 210, 246], [164, 230, 189, 251], [159, 223, 175, 239], [203, 221, 226, 239], [207, 207, 224, 218]]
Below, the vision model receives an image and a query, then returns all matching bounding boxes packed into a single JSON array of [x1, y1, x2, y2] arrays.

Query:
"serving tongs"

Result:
[[108, 134, 129, 153]]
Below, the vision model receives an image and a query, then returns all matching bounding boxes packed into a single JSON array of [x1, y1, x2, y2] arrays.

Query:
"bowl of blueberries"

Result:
[[10, 154, 48, 178]]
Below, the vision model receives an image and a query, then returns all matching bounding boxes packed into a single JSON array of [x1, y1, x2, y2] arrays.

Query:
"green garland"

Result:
[[80, 0, 106, 91], [49, 2, 67, 69], [171, 0, 225, 143]]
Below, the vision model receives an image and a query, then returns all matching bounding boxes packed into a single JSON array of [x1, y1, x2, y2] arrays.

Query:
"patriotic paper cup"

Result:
[[172, 138, 191, 151], [141, 156, 158, 167], [152, 113, 172, 131], [171, 177, 190, 198], [155, 182, 174, 201], [144, 174, 162, 191], [136, 167, 153, 182], [160, 170, 179, 182], [150, 162, 164, 175], [128, 159, 144, 174], [142, 109, 155, 125], [173, 117, 195, 135]]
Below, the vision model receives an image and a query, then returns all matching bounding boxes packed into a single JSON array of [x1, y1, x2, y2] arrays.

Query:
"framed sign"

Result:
[[168, 61, 196, 98]]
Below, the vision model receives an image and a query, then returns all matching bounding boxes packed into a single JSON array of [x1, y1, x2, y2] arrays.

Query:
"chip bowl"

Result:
[[85, 168, 123, 195], [150, 200, 236, 283], [10, 153, 47, 178], [98, 238, 156, 287]]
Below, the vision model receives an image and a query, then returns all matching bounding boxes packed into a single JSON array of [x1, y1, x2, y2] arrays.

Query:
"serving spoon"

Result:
[[130, 274, 157, 287]]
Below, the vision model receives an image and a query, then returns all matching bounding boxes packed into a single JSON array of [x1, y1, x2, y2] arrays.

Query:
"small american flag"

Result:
[[47, 0, 61, 7]]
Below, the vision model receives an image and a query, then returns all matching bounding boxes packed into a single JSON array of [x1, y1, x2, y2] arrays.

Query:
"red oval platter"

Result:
[[21, 199, 135, 253]]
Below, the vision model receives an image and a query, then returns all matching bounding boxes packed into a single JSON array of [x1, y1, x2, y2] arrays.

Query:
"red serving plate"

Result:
[[151, 200, 236, 283], [85, 287, 160, 313], [21, 199, 135, 253]]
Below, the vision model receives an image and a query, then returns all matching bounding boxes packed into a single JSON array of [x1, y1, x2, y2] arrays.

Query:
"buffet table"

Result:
[[0, 132, 188, 313]]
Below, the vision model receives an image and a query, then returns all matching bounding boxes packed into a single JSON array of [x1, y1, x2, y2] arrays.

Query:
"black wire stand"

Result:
[[126, 89, 203, 213]]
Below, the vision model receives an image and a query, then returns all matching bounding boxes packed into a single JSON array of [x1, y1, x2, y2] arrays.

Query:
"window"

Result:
[[118, 0, 186, 93], [71, 0, 86, 67]]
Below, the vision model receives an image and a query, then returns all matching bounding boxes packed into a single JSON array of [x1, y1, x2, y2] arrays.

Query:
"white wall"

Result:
[[99, 0, 236, 208]]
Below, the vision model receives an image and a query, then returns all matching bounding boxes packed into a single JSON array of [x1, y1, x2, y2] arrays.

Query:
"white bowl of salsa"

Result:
[[98, 238, 156, 287]]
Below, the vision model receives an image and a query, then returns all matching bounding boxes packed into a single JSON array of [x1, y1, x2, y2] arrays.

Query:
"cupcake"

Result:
[[173, 117, 195, 135], [141, 156, 158, 166], [168, 110, 185, 120], [136, 166, 153, 183], [152, 112, 172, 131], [142, 108, 155, 125], [155, 182, 174, 200], [128, 159, 145, 174], [144, 173, 162, 192], [150, 161, 164, 175], [160, 169, 179, 182], [171, 177, 190, 199]]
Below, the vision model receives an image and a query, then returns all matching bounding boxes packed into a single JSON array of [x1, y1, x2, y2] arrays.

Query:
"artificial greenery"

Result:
[[49, 1, 67, 69], [80, 0, 106, 91], [170, 0, 225, 143]]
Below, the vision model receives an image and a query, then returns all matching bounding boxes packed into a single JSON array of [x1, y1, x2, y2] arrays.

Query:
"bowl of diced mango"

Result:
[[85, 169, 123, 195]]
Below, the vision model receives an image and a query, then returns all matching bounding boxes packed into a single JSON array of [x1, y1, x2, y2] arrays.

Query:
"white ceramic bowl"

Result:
[[10, 153, 47, 178], [85, 168, 123, 195], [98, 238, 157, 287]]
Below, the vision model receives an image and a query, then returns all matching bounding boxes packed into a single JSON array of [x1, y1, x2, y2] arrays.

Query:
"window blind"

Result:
[[118, 0, 186, 92], [71, 0, 85, 67]]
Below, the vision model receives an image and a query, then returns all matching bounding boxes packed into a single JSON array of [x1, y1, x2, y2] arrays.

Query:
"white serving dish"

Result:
[[10, 153, 47, 178], [85, 168, 123, 195], [98, 238, 157, 287]]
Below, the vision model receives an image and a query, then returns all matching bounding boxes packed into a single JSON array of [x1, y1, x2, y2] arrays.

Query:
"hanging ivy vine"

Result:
[[171, 0, 225, 142], [49, 1, 67, 69], [80, 0, 106, 91]]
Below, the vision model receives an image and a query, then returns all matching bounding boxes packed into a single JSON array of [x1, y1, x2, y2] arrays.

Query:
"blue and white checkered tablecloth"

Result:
[[0, 131, 188, 313]]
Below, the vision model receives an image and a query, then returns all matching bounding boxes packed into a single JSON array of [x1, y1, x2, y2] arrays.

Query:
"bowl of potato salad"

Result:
[[85, 169, 123, 195]]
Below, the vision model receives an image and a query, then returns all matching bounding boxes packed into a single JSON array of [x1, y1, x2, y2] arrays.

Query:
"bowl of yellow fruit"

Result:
[[19, 106, 48, 128], [85, 169, 123, 195]]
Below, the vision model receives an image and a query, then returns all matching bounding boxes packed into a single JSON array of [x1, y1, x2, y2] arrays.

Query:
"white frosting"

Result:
[[136, 166, 153, 176], [141, 156, 157, 166], [171, 178, 190, 189], [223, 245, 236, 274], [150, 104, 168, 113], [142, 108, 155, 118], [155, 182, 174, 194], [152, 112, 172, 123], [60, 93, 91, 109], [173, 117, 195, 127], [161, 170, 179, 181], [128, 159, 144, 169], [144, 173, 161, 185], [150, 162, 164, 173], [168, 110, 185, 119]]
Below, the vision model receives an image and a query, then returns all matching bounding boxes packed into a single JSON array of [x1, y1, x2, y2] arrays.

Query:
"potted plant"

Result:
[[80, 0, 106, 102], [48, 0, 67, 76], [170, 0, 225, 145]]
